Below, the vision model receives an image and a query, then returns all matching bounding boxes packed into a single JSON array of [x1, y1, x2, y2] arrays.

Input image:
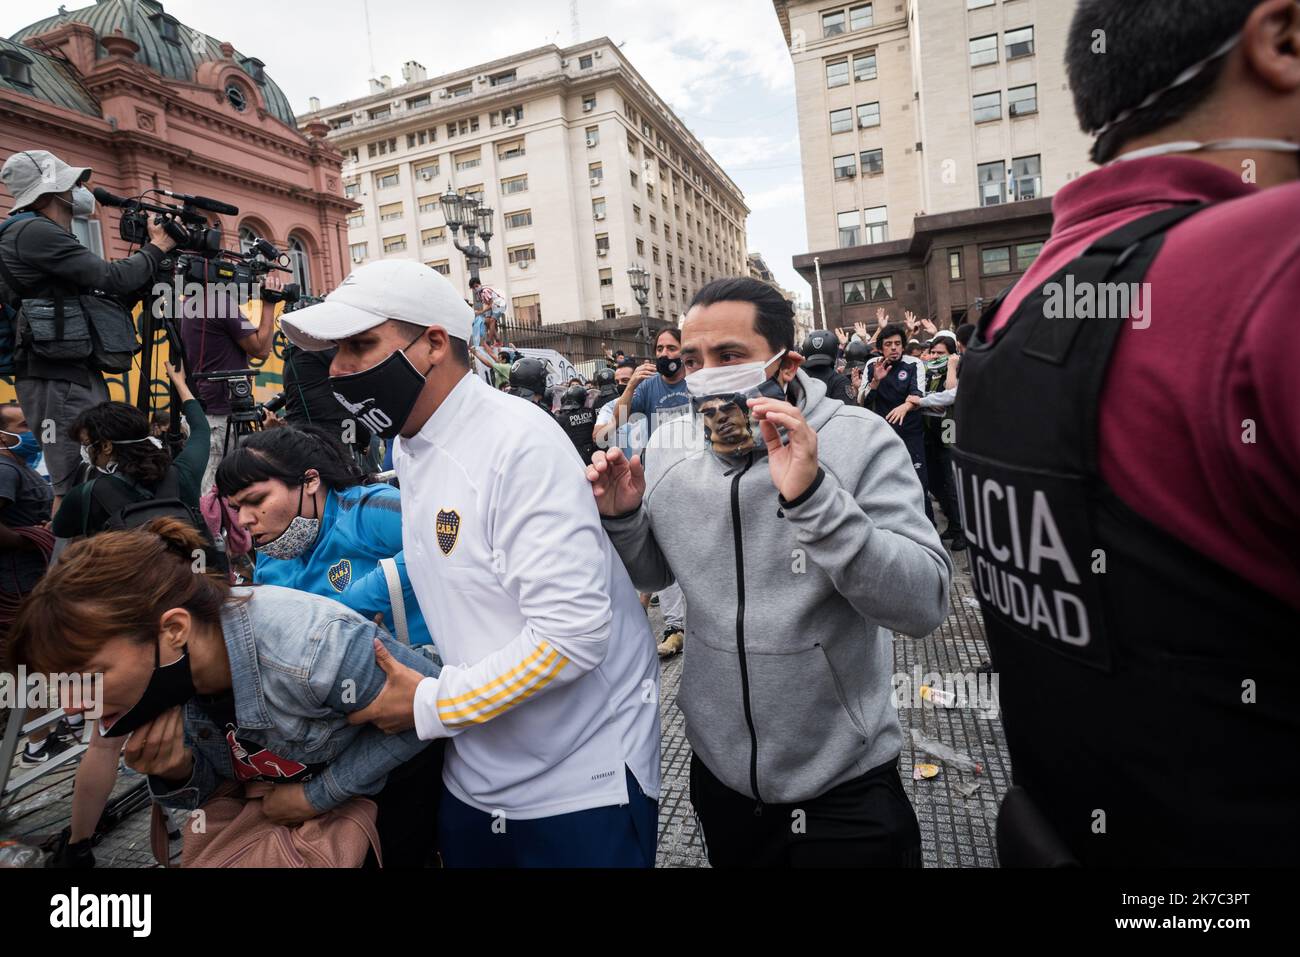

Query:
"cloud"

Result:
[[746, 182, 805, 212]]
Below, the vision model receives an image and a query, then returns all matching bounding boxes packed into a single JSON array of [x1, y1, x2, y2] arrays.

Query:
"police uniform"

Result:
[[954, 206, 1299, 866], [555, 403, 598, 464], [864, 354, 932, 522]]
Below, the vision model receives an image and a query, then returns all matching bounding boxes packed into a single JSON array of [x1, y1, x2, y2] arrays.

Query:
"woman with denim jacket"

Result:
[[5, 518, 441, 867]]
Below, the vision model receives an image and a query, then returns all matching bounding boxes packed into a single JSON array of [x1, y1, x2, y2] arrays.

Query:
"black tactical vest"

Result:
[[556, 406, 597, 464], [953, 204, 1299, 866]]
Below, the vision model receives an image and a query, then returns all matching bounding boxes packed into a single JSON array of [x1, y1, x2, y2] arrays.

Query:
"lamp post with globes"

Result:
[[626, 263, 650, 349], [440, 184, 494, 284]]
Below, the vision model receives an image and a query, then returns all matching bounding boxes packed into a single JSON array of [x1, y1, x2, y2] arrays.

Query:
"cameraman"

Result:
[[179, 278, 276, 493], [0, 150, 177, 507]]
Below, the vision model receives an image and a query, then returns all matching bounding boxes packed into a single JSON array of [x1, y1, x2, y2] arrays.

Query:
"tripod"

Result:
[[223, 406, 263, 455]]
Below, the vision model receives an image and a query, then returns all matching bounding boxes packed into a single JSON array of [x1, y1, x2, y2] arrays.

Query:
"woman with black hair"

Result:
[[216, 425, 436, 653], [51, 362, 210, 539]]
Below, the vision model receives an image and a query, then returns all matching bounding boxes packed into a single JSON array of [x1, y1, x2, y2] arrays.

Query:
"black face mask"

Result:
[[656, 354, 683, 378], [328, 336, 429, 441], [101, 642, 197, 738]]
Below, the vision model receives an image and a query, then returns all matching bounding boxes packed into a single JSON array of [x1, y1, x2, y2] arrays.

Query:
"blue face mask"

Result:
[[1, 429, 41, 468]]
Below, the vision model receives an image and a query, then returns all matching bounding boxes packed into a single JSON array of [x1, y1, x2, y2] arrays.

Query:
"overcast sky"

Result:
[[4, 0, 812, 301]]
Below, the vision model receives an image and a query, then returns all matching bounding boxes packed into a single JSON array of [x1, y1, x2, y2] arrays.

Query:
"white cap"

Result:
[[279, 260, 474, 351], [931, 329, 958, 345]]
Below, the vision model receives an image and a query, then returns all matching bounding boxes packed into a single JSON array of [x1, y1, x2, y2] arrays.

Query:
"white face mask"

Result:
[[57, 186, 95, 218], [684, 351, 786, 398]]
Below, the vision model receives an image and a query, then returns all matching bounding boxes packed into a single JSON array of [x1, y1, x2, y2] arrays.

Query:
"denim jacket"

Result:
[[148, 585, 437, 813]]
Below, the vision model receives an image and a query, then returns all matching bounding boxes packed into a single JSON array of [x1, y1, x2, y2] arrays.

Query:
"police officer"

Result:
[[799, 331, 855, 405], [555, 384, 597, 464], [863, 323, 931, 522], [506, 356, 548, 407], [593, 367, 620, 410], [953, 0, 1300, 868]]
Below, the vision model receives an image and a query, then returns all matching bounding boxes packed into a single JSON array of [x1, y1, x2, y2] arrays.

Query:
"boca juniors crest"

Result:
[[327, 559, 352, 592], [436, 509, 461, 556]]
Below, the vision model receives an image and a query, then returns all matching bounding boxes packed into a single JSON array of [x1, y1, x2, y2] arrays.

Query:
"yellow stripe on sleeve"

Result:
[[435, 642, 552, 709], [438, 648, 564, 723], [443, 658, 571, 727]]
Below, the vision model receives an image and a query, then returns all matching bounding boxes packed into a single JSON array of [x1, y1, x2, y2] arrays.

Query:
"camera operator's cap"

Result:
[[1, 150, 91, 211], [932, 329, 958, 346], [279, 259, 473, 351]]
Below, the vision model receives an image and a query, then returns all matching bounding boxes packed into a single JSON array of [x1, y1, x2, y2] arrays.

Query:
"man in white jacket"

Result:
[[281, 260, 660, 867]]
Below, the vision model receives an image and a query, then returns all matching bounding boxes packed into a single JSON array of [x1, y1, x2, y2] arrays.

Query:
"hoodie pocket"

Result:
[[815, 642, 870, 740]]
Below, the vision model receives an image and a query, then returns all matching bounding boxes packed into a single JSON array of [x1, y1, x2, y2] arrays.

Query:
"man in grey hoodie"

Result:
[[587, 277, 952, 867]]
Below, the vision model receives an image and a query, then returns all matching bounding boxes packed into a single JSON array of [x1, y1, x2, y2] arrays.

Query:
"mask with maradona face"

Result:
[[686, 351, 788, 456]]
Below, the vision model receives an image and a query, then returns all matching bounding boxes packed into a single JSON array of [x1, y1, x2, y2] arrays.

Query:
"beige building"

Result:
[[298, 40, 749, 332], [773, 0, 1094, 328]]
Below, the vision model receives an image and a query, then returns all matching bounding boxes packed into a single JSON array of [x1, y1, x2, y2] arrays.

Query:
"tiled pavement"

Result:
[[1, 548, 1006, 868]]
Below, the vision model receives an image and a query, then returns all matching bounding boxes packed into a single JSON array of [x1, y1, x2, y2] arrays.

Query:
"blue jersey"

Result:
[[253, 483, 433, 648], [864, 355, 925, 435]]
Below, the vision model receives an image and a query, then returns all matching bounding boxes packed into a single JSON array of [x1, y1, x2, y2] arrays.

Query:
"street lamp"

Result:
[[441, 184, 492, 283], [627, 263, 650, 346]]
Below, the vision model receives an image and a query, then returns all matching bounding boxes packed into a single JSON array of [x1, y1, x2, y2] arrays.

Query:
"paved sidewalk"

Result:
[[2, 548, 1006, 868]]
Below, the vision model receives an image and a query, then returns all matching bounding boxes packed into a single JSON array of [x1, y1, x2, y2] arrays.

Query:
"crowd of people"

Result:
[[1, 0, 1298, 871]]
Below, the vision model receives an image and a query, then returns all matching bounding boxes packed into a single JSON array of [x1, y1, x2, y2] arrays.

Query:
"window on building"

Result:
[[834, 154, 857, 180], [344, 181, 360, 199], [347, 212, 365, 228], [853, 51, 877, 82], [842, 280, 867, 304], [407, 94, 431, 110], [869, 275, 894, 300], [152, 13, 181, 44], [513, 294, 541, 326], [375, 169, 399, 189], [949, 250, 962, 280], [589, 162, 604, 183], [826, 59, 849, 89], [1012, 154, 1042, 200], [860, 148, 884, 174], [457, 184, 484, 204], [446, 116, 479, 138], [419, 226, 446, 246], [455, 150, 481, 171], [973, 91, 1002, 123], [842, 274, 893, 303], [837, 210, 860, 248], [1008, 84, 1038, 117], [369, 106, 390, 121], [857, 102, 881, 128], [1016, 241, 1044, 269], [849, 3, 873, 30], [864, 205, 888, 244], [0, 51, 34, 87], [497, 139, 526, 160], [418, 194, 439, 213], [490, 105, 524, 126], [414, 161, 440, 183], [449, 82, 472, 97], [407, 129, 436, 149], [583, 94, 597, 111], [652, 246, 660, 265], [427, 259, 450, 275], [630, 171, 639, 188], [505, 209, 533, 229], [579, 54, 594, 69], [633, 204, 642, 224], [636, 238, 645, 255], [978, 160, 1006, 205], [599, 268, 613, 288], [379, 202, 403, 223], [1006, 26, 1035, 59], [830, 108, 853, 134], [593, 198, 607, 220], [490, 70, 516, 86], [508, 244, 536, 264], [970, 34, 999, 67], [349, 242, 368, 261], [822, 10, 846, 37], [501, 174, 528, 194], [595, 233, 610, 254], [982, 246, 1011, 274], [383, 235, 407, 253], [342, 147, 359, 163]]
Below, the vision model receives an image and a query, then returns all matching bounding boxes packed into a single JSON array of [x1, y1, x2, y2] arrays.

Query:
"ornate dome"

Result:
[[12, 0, 297, 128]]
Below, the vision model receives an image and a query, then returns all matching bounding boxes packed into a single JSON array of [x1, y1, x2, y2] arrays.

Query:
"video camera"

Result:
[[192, 368, 265, 424], [94, 186, 231, 258]]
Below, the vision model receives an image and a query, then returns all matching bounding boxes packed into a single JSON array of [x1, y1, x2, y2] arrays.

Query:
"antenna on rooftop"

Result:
[[570, 0, 580, 44], [364, 0, 377, 79]]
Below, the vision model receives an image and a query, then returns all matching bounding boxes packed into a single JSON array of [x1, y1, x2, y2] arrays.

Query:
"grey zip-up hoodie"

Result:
[[602, 370, 952, 803]]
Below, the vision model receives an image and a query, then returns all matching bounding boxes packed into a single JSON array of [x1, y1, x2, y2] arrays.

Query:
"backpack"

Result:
[[0, 213, 139, 373], [0, 212, 38, 375], [82, 467, 206, 537]]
